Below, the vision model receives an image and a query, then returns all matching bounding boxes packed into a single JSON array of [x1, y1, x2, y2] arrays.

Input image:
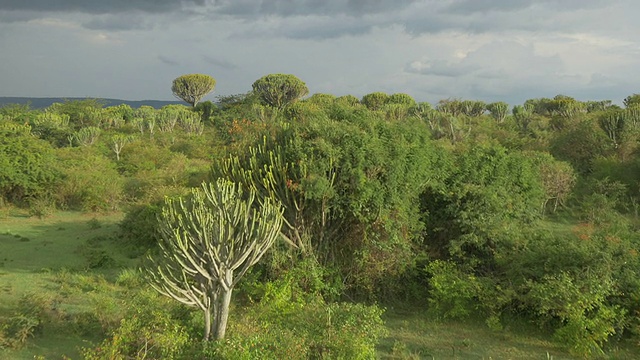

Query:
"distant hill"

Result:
[[0, 97, 186, 109]]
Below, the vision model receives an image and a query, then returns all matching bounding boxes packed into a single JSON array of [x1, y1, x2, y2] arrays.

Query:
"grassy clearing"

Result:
[[0, 210, 133, 359], [378, 307, 639, 360], [378, 307, 571, 359]]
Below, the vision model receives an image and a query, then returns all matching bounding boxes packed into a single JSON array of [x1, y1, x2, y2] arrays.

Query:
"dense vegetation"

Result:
[[2, 78, 640, 358]]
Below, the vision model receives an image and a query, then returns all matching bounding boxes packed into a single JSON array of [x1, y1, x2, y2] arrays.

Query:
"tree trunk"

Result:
[[204, 306, 212, 341], [214, 272, 234, 340]]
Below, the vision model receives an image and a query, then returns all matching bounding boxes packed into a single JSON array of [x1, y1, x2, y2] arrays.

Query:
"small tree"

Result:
[[361, 92, 389, 111], [252, 73, 309, 110], [486, 102, 509, 123], [171, 74, 216, 107], [146, 180, 284, 341], [110, 134, 134, 161]]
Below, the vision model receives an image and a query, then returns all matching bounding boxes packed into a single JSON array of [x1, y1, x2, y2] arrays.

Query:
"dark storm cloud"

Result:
[[0, 0, 205, 14]]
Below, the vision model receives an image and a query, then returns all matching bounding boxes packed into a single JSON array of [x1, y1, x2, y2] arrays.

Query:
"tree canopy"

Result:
[[171, 74, 216, 107], [147, 180, 284, 341], [252, 73, 309, 110]]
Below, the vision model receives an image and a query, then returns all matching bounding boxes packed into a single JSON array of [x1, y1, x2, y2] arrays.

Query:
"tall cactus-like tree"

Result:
[[110, 134, 135, 161], [486, 102, 509, 123], [73, 126, 101, 146], [172, 74, 216, 107], [146, 180, 284, 341], [252, 73, 309, 110]]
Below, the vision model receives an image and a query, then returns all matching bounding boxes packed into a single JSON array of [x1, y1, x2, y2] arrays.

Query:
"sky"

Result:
[[0, 0, 638, 105]]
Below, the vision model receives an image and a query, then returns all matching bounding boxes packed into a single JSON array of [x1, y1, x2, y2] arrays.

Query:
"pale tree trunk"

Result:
[[214, 271, 234, 340], [203, 306, 212, 341]]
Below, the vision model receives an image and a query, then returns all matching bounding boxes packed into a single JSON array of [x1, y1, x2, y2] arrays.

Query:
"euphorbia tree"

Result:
[[252, 73, 309, 110], [146, 179, 284, 341], [171, 73, 216, 107]]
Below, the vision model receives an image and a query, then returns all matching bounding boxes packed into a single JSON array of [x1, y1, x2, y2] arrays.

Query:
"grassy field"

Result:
[[0, 210, 132, 359], [1, 211, 638, 359], [377, 307, 640, 359]]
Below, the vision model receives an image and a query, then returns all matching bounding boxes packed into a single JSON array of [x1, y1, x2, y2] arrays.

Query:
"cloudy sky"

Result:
[[0, 0, 638, 105]]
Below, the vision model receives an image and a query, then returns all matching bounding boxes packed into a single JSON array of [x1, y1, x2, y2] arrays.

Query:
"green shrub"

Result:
[[208, 274, 387, 359], [118, 202, 162, 249], [0, 122, 60, 205], [87, 217, 102, 229], [82, 290, 191, 360], [0, 293, 61, 349], [425, 260, 480, 319], [54, 147, 124, 211]]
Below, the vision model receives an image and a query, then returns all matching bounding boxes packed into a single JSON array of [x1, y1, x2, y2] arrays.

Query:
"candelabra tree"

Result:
[[146, 179, 284, 341]]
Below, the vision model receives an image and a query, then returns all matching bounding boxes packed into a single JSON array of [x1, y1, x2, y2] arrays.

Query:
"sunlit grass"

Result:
[[0, 211, 136, 359]]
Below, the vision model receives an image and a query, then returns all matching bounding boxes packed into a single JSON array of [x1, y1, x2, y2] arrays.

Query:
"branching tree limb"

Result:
[[146, 179, 284, 341]]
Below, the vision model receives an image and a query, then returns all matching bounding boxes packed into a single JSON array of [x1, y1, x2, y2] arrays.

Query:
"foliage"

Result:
[[420, 143, 545, 265], [82, 289, 191, 360], [206, 272, 387, 359], [212, 111, 438, 298], [0, 122, 59, 205], [73, 126, 102, 146], [54, 147, 124, 211], [29, 111, 72, 146], [171, 73, 216, 107], [47, 98, 105, 128], [387, 93, 416, 107], [550, 119, 611, 173], [306, 93, 336, 107], [0, 294, 56, 349], [146, 180, 285, 341], [119, 204, 160, 248], [526, 151, 576, 213], [486, 102, 509, 123], [194, 100, 217, 124], [360, 92, 389, 111], [425, 260, 480, 319], [6, 86, 640, 357], [623, 93, 640, 108], [252, 74, 309, 110]]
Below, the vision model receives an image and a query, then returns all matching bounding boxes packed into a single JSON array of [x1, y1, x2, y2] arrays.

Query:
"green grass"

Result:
[[0, 210, 135, 359], [377, 306, 639, 360], [378, 307, 572, 359]]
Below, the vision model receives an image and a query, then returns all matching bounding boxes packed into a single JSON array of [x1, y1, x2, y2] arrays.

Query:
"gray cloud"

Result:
[[212, 0, 419, 18], [442, 0, 608, 15], [406, 60, 481, 78], [405, 40, 568, 104], [445, 0, 535, 14], [82, 14, 154, 31], [0, 0, 205, 29], [158, 55, 180, 66], [202, 55, 237, 70], [0, 0, 205, 14]]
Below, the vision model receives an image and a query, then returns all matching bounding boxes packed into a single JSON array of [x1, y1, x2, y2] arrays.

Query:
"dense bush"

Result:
[[0, 122, 59, 205], [82, 290, 192, 360], [54, 147, 124, 211], [206, 270, 387, 359]]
